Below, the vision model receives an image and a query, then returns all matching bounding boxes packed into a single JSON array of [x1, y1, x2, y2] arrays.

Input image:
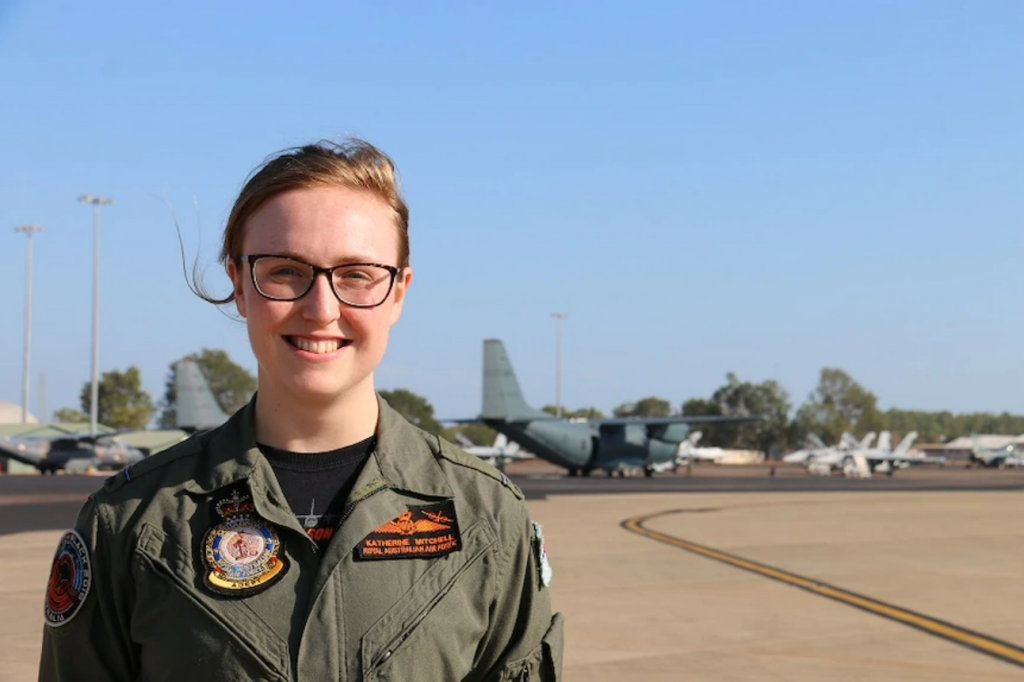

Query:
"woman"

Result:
[[39, 139, 563, 681]]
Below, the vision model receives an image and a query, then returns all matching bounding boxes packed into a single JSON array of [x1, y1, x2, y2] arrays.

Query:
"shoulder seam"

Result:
[[436, 440, 524, 499], [102, 434, 205, 493]]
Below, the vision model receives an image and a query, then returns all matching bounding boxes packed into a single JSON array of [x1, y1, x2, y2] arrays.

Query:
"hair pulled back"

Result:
[[200, 138, 409, 305]]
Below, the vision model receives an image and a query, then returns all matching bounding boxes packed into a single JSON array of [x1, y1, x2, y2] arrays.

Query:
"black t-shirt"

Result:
[[259, 435, 376, 552]]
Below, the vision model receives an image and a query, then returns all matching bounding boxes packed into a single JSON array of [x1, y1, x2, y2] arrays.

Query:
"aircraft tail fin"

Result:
[[859, 432, 877, 449], [482, 340, 549, 421], [175, 360, 231, 430], [876, 431, 892, 452], [893, 431, 918, 457]]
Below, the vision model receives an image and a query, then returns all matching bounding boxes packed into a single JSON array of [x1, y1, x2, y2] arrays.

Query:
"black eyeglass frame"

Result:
[[242, 254, 401, 308]]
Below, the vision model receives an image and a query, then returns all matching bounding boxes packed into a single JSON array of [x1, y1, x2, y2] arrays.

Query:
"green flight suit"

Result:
[[39, 396, 563, 681]]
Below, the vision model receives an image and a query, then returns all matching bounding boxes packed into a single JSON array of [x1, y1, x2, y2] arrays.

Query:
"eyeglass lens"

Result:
[[252, 256, 393, 306]]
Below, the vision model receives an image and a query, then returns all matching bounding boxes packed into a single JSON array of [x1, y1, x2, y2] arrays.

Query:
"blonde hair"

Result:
[[200, 138, 409, 305]]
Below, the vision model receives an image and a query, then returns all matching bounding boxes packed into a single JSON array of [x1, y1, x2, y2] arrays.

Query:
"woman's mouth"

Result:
[[285, 336, 351, 354]]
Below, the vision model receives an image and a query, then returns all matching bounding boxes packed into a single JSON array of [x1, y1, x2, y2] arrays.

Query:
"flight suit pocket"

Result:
[[133, 523, 290, 682], [499, 613, 564, 681], [362, 519, 497, 680]]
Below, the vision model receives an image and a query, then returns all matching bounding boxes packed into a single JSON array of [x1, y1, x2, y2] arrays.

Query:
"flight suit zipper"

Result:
[[369, 571, 460, 670], [367, 513, 485, 673]]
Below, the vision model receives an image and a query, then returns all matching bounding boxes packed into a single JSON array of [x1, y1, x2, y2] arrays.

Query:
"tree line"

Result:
[[50, 351, 1024, 452]]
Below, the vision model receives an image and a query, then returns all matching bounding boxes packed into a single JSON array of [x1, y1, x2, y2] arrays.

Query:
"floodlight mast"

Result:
[[78, 195, 113, 435], [551, 312, 568, 418], [15, 224, 42, 424]]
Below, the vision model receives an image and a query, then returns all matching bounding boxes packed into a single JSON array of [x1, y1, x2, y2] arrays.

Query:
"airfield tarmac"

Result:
[[2, 463, 1023, 681]]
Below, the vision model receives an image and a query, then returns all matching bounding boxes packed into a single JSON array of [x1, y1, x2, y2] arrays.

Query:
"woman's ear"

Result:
[[388, 266, 413, 326], [227, 260, 247, 318]]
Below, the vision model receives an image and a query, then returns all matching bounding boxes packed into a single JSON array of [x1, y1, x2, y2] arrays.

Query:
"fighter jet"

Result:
[[452, 432, 531, 466], [801, 430, 924, 478], [969, 436, 1024, 468], [451, 340, 761, 477], [0, 359, 231, 474]]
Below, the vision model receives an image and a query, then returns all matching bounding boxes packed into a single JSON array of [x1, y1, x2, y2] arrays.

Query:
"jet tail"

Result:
[[175, 360, 230, 430], [893, 431, 918, 457], [482, 340, 550, 421]]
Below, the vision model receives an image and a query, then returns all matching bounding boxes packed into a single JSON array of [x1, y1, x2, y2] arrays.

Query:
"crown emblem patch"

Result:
[[203, 489, 287, 596]]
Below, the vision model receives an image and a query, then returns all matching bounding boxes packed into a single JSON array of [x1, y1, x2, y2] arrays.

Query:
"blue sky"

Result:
[[1, 1, 1022, 423]]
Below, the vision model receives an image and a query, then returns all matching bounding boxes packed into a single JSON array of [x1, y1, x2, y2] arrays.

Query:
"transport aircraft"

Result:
[[453, 340, 760, 477], [0, 359, 229, 474]]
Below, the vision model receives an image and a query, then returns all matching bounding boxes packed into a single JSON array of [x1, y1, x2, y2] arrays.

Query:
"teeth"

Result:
[[292, 337, 342, 354]]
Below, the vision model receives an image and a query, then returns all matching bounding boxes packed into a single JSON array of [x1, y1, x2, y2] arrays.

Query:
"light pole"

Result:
[[78, 195, 113, 435], [551, 312, 568, 418], [15, 224, 42, 424]]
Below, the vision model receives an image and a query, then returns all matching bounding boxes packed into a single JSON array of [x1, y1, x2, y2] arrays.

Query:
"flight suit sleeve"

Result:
[[38, 496, 137, 682], [474, 501, 564, 681]]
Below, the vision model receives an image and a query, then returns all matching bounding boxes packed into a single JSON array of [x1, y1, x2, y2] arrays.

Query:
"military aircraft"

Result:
[[0, 433, 144, 474], [969, 436, 1024, 468], [0, 359, 231, 474], [454, 339, 761, 477], [802, 430, 924, 478], [452, 433, 532, 466]]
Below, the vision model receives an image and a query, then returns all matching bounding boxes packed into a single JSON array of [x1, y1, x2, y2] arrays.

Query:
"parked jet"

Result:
[[782, 434, 833, 465], [0, 359, 231, 474], [452, 433, 532, 466], [456, 340, 761, 477], [0, 433, 144, 474], [804, 431, 922, 477], [969, 436, 1024, 468]]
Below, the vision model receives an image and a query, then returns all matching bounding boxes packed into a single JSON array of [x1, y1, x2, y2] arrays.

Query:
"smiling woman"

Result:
[[39, 140, 563, 682]]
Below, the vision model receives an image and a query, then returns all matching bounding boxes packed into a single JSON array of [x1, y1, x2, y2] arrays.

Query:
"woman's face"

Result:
[[227, 186, 412, 406]]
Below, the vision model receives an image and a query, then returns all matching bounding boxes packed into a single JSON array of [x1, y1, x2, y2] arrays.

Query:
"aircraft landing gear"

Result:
[[567, 468, 579, 477], [644, 466, 654, 478]]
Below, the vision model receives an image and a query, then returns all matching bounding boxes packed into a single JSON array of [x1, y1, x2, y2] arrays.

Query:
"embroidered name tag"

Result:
[[356, 500, 462, 561]]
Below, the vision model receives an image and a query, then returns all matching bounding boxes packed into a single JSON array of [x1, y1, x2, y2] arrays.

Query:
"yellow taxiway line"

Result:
[[621, 508, 1024, 669]]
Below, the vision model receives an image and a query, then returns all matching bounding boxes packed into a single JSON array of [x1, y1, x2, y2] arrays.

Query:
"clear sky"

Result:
[[1, 1, 1022, 423]]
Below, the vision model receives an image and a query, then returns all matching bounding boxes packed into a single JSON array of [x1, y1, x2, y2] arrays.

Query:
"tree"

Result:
[[52, 407, 87, 423], [80, 366, 156, 429], [794, 368, 886, 445], [444, 423, 498, 446], [379, 388, 442, 434], [613, 397, 672, 418], [159, 349, 256, 428], [682, 373, 792, 452]]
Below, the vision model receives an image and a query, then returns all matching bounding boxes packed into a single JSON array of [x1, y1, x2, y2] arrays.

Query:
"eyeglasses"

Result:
[[242, 254, 401, 308]]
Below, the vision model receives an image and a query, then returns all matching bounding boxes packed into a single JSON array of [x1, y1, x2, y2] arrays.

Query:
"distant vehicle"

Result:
[[448, 340, 761, 477], [0, 359, 230, 474], [969, 436, 1024, 469], [452, 432, 532, 466]]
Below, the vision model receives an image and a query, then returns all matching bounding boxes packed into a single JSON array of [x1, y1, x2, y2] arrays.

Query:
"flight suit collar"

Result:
[[373, 395, 454, 500], [185, 393, 454, 502]]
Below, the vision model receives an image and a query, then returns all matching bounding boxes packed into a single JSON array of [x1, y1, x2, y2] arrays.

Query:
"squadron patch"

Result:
[[355, 500, 461, 561], [202, 489, 287, 596], [532, 522, 552, 589], [45, 530, 92, 627]]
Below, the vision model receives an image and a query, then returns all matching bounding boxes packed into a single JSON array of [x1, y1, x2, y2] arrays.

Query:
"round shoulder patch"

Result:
[[45, 530, 92, 627]]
